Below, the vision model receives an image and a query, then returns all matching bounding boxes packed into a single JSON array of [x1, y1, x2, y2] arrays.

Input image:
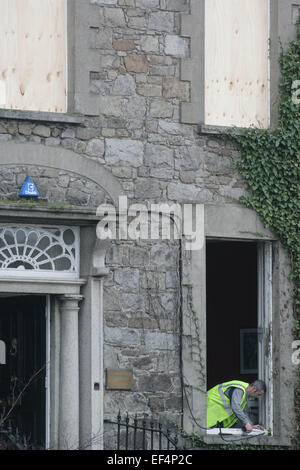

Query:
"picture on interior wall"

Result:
[[240, 329, 258, 374]]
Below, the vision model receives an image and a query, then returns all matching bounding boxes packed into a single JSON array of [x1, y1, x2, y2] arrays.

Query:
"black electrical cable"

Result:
[[182, 380, 210, 431], [218, 425, 268, 443], [178, 240, 184, 431]]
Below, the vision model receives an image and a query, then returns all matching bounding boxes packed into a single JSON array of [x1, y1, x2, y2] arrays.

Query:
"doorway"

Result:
[[0, 295, 46, 447], [206, 240, 259, 389]]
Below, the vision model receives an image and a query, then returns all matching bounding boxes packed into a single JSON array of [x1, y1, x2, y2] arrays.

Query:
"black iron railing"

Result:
[[105, 412, 193, 451]]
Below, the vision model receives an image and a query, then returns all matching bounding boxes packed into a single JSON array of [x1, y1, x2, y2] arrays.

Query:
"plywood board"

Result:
[[205, 0, 269, 128], [0, 0, 66, 113]]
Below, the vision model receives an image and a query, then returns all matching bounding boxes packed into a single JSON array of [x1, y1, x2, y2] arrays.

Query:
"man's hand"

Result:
[[245, 422, 264, 433], [245, 422, 253, 433]]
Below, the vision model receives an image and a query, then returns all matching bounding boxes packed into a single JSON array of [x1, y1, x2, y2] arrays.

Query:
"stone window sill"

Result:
[[197, 124, 246, 136], [0, 109, 84, 125], [203, 432, 286, 447]]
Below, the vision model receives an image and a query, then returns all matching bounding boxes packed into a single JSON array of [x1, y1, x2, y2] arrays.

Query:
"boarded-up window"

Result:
[[0, 0, 66, 113], [205, 0, 269, 128]]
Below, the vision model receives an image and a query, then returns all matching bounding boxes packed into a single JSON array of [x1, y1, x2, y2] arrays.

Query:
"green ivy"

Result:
[[228, 22, 300, 447]]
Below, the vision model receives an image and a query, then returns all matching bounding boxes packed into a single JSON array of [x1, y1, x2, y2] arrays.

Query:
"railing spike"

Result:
[[106, 412, 200, 451]]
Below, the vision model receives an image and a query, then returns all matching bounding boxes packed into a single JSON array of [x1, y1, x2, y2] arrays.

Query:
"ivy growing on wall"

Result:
[[228, 22, 300, 447]]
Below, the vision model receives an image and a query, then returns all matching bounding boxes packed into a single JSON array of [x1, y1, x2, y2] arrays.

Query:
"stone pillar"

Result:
[[58, 294, 82, 450]]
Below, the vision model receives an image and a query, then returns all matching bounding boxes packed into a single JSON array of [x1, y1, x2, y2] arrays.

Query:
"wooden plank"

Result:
[[205, 0, 269, 128], [0, 0, 66, 113]]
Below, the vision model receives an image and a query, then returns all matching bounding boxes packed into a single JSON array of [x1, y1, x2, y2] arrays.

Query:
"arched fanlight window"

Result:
[[0, 226, 79, 278]]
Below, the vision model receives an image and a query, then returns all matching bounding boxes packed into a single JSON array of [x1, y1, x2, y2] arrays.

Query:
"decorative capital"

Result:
[[58, 294, 83, 312]]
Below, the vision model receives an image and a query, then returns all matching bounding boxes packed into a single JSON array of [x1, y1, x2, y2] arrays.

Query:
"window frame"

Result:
[[204, 239, 273, 436], [181, 203, 294, 446]]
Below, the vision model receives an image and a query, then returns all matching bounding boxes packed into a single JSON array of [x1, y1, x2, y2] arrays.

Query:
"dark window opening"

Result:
[[206, 240, 259, 424]]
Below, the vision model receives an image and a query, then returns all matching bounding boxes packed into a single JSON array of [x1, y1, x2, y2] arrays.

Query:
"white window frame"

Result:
[[0, 224, 80, 280], [258, 241, 273, 434]]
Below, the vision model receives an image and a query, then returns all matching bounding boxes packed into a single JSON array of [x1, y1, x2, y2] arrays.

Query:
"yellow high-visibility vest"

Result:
[[207, 380, 249, 428]]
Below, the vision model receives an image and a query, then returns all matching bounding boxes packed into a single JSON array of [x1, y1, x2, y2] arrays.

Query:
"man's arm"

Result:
[[230, 388, 252, 428], [230, 389, 264, 432]]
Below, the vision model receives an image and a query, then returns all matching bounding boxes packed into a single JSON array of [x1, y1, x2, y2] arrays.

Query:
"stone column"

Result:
[[58, 294, 82, 450]]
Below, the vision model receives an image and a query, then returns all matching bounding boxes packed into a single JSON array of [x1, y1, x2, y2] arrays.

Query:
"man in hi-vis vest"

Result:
[[207, 379, 266, 432]]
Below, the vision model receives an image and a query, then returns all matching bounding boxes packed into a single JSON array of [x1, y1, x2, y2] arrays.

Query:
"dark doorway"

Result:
[[0, 295, 46, 447], [206, 241, 258, 390]]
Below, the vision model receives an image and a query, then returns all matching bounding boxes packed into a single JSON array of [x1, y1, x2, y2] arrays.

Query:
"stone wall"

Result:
[[0, 0, 249, 429], [1, 0, 296, 448], [0, 163, 109, 206], [103, 238, 182, 424]]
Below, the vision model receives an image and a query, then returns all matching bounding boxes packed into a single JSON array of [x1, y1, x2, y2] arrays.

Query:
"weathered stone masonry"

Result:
[[0, 0, 297, 449]]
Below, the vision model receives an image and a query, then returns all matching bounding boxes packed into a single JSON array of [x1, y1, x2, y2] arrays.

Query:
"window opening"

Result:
[[206, 240, 272, 433]]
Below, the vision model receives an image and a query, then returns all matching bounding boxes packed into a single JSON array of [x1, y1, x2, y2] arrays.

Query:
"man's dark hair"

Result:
[[251, 379, 267, 393]]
